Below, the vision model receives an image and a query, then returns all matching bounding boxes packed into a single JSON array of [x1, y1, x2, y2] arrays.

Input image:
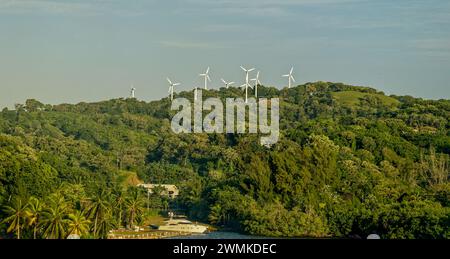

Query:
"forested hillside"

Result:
[[1, 82, 449, 239]]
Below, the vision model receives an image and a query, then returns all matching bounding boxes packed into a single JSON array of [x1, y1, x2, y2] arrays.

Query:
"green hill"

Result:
[[331, 90, 400, 108], [0, 82, 449, 239]]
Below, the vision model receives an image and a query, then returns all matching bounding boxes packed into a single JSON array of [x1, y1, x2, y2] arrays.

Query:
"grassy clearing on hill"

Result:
[[332, 90, 400, 108]]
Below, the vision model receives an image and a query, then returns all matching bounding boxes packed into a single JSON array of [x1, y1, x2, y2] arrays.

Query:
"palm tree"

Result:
[[112, 188, 126, 227], [95, 213, 116, 239], [1, 197, 28, 239], [25, 197, 43, 239], [40, 194, 69, 239], [67, 211, 91, 238], [125, 188, 145, 229], [88, 190, 111, 238]]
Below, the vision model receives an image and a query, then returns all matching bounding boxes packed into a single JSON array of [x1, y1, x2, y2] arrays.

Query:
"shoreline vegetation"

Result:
[[0, 82, 449, 239]]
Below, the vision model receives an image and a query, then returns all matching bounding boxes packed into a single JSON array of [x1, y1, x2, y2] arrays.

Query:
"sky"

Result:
[[1, 0, 450, 109]]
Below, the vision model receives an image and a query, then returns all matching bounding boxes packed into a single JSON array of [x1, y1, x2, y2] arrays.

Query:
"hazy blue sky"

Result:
[[1, 0, 450, 108]]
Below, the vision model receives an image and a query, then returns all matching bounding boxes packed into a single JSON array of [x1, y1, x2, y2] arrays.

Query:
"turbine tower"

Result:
[[130, 85, 136, 98], [221, 78, 235, 89], [283, 67, 295, 88], [166, 78, 180, 101], [199, 67, 211, 90], [251, 71, 261, 98], [240, 66, 255, 103]]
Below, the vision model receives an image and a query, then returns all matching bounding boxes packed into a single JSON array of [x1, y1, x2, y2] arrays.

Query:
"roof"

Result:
[[137, 184, 179, 191]]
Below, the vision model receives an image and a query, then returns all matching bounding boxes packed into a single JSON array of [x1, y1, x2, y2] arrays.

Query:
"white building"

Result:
[[138, 184, 179, 199]]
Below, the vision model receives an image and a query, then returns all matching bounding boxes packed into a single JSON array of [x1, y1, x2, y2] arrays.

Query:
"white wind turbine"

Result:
[[240, 66, 255, 103], [251, 71, 261, 98], [194, 86, 199, 101], [199, 67, 211, 90], [130, 85, 136, 98], [283, 67, 295, 88], [221, 78, 235, 89], [166, 78, 180, 101]]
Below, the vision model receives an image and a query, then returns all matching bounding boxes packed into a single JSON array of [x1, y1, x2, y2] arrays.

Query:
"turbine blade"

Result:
[[240, 66, 246, 71], [291, 75, 296, 82], [207, 75, 211, 82], [248, 68, 255, 72], [174, 83, 180, 86], [229, 82, 235, 85], [221, 78, 226, 84], [282, 74, 289, 77], [206, 67, 210, 74], [167, 78, 172, 84], [290, 67, 294, 74]]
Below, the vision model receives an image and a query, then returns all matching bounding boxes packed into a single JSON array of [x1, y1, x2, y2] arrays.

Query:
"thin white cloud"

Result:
[[412, 39, 450, 51], [176, 0, 367, 17], [200, 24, 246, 33], [0, 0, 95, 14], [410, 38, 450, 58], [159, 40, 229, 49], [0, 0, 147, 16], [185, 0, 365, 6]]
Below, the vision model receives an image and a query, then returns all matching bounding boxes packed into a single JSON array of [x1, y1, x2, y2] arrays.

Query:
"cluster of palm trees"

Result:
[[1, 187, 147, 239]]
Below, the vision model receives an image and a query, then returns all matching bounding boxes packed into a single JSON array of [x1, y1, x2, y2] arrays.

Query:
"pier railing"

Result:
[[107, 231, 192, 239]]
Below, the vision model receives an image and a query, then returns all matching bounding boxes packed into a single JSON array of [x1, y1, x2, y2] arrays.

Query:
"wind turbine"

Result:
[[283, 67, 295, 88], [193, 85, 199, 101], [199, 67, 211, 90], [240, 66, 255, 103], [130, 85, 136, 98], [251, 71, 261, 98], [166, 78, 180, 101], [221, 78, 235, 89]]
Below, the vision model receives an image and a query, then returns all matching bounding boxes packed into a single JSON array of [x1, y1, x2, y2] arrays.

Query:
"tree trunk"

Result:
[[94, 214, 98, 238], [17, 218, 20, 239], [118, 205, 122, 226]]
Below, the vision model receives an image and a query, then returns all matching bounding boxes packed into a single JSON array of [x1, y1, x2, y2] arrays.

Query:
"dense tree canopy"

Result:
[[0, 82, 449, 238]]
